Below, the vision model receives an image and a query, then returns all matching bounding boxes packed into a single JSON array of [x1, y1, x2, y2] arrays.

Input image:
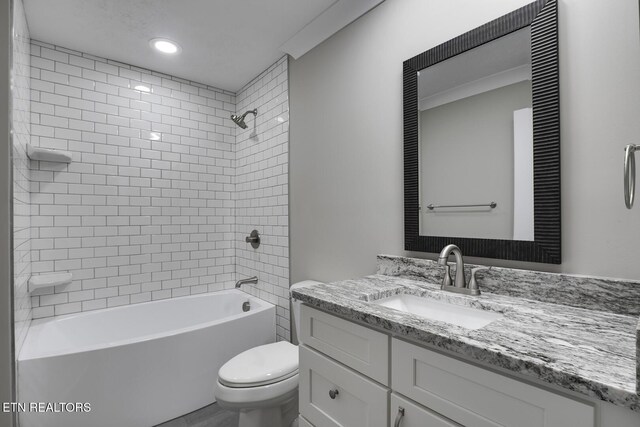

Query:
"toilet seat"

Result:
[[218, 341, 298, 388], [215, 373, 299, 408]]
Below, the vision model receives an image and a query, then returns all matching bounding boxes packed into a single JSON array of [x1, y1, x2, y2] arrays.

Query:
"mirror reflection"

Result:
[[418, 27, 534, 241]]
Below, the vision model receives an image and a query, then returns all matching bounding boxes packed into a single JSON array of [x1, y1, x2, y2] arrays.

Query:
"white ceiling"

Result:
[[23, 0, 382, 92]]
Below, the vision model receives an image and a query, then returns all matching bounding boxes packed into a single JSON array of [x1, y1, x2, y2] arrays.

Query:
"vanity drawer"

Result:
[[299, 345, 389, 427], [392, 338, 594, 427], [300, 304, 389, 385], [390, 393, 460, 427]]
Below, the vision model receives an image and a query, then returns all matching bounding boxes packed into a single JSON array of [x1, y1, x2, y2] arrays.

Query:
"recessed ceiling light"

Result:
[[134, 85, 151, 93], [150, 38, 181, 55]]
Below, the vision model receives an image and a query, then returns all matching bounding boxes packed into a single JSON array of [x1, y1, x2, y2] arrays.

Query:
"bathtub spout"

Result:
[[236, 276, 258, 288]]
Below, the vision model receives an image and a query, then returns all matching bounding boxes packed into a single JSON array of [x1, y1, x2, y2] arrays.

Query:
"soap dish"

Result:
[[28, 272, 73, 292], [27, 144, 72, 163]]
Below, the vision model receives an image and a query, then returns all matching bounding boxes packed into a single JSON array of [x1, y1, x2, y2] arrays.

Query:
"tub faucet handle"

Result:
[[245, 230, 260, 248]]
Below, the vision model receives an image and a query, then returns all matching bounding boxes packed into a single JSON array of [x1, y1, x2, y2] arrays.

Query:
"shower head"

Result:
[[231, 109, 258, 129]]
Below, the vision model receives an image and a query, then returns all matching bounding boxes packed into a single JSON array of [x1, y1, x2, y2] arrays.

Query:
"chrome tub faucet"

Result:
[[236, 276, 258, 288]]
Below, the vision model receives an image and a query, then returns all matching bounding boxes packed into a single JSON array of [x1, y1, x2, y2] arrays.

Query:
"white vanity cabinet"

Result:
[[298, 304, 602, 427], [392, 339, 593, 427], [299, 302, 389, 385], [299, 346, 388, 427], [298, 304, 390, 426]]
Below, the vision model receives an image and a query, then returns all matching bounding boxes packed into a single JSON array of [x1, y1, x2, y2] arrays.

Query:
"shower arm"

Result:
[[241, 109, 257, 119]]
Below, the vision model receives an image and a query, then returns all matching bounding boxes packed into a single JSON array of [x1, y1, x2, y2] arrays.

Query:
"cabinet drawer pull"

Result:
[[394, 406, 405, 427], [329, 389, 339, 399]]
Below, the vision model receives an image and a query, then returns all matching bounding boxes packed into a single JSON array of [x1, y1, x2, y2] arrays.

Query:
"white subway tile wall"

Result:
[[13, 0, 32, 357], [29, 41, 238, 318], [235, 57, 290, 340], [27, 41, 291, 340]]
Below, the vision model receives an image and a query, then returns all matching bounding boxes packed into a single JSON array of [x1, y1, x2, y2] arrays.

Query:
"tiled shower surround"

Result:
[[235, 57, 290, 339], [12, 0, 32, 358], [27, 41, 291, 339]]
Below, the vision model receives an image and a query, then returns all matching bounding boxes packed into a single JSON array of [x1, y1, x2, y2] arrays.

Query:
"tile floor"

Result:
[[156, 403, 238, 427]]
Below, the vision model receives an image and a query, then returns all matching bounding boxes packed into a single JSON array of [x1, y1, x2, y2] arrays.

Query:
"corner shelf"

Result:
[[28, 272, 73, 292], [27, 143, 72, 163]]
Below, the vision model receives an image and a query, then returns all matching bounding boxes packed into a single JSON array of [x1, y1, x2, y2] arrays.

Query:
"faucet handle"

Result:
[[245, 230, 260, 248], [469, 266, 492, 292], [442, 264, 453, 288]]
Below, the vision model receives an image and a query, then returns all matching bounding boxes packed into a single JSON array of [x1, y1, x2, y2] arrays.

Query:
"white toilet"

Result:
[[214, 280, 322, 427]]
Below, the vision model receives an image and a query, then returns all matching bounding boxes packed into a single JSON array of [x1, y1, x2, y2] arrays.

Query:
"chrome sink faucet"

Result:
[[236, 276, 258, 288], [438, 244, 480, 296]]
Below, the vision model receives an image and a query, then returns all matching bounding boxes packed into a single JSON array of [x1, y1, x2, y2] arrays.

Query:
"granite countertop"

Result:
[[291, 274, 640, 412]]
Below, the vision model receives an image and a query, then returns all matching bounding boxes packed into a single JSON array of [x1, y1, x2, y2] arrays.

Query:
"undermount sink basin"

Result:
[[373, 294, 503, 330]]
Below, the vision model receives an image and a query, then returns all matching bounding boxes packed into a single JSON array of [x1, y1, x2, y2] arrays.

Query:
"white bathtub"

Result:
[[18, 290, 275, 427]]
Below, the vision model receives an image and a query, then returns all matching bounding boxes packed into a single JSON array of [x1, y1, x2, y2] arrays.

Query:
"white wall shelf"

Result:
[[28, 272, 73, 292], [26, 143, 72, 163]]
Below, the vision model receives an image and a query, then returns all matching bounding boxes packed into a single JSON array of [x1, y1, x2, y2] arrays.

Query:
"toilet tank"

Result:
[[290, 280, 323, 344]]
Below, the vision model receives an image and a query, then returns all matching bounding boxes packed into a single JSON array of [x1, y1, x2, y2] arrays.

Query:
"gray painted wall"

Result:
[[1, 0, 15, 425], [290, 0, 640, 283]]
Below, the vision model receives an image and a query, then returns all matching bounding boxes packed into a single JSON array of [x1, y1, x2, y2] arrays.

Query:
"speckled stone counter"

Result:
[[377, 255, 640, 316], [292, 257, 640, 412]]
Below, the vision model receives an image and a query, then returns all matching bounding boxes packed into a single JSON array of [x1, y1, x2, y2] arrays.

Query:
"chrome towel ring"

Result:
[[624, 144, 639, 209]]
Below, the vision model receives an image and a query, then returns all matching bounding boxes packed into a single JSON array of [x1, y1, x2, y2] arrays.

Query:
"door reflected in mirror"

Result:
[[419, 27, 534, 241]]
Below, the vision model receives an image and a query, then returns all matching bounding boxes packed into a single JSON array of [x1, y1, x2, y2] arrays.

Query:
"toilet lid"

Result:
[[218, 341, 298, 388]]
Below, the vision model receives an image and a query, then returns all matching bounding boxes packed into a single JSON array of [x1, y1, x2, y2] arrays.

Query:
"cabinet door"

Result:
[[392, 339, 594, 427], [390, 393, 461, 427], [300, 305, 389, 385], [299, 345, 389, 427]]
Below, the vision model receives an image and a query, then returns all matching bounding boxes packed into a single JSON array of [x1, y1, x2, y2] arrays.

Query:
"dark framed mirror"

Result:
[[403, 0, 560, 263]]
